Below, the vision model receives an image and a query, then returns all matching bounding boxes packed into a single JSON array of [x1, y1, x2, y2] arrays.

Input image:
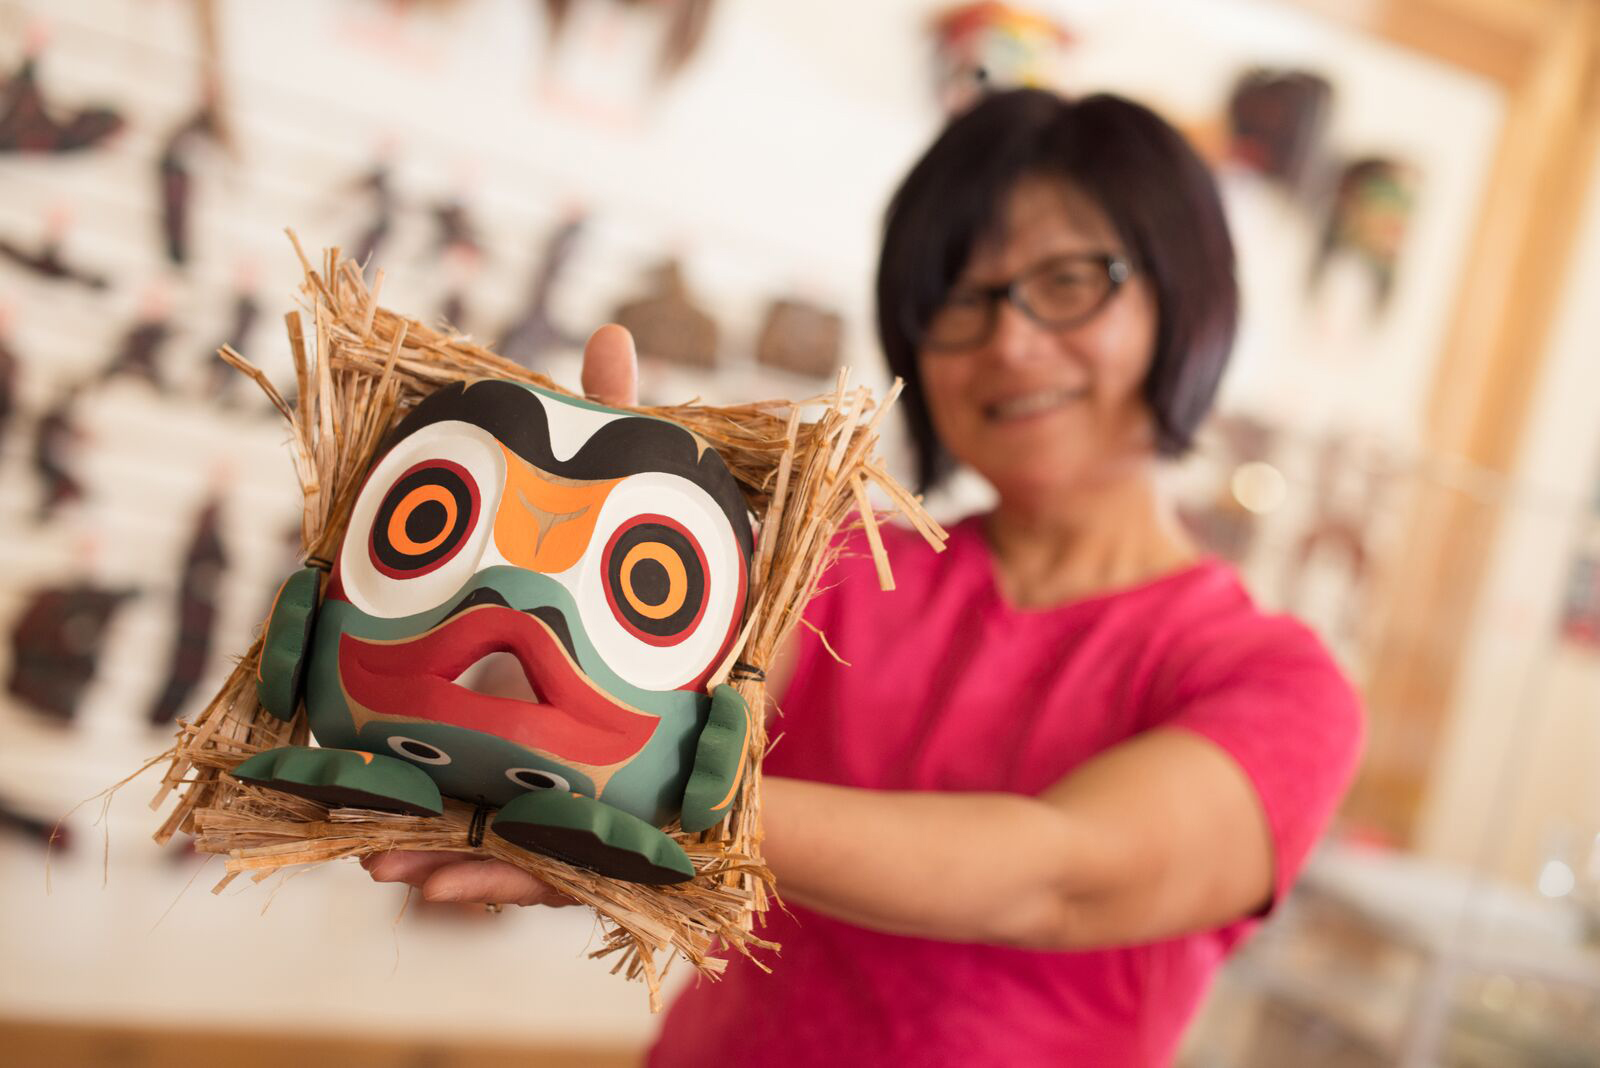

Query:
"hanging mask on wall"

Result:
[[158, 104, 225, 267], [0, 51, 124, 155], [0, 317, 17, 446], [234, 379, 755, 884], [203, 284, 260, 403], [147, 497, 229, 725], [8, 582, 136, 723], [0, 210, 109, 290], [0, 794, 71, 852], [31, 386, 85, 520], [1225, 68, 1334, 190], [611, 259, 718, 369], [1310, 156, 1421, 315], [100, 304, 172, 390], [496, 212, 586, 367], [354, 161, 398, 275], [755, 298, 843, 380], [928, 2, 1073, 117]]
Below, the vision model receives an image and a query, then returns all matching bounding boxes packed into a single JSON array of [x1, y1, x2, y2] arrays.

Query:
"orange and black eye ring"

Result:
[[602, 514, 709, 647], [368, 459, 480, 579]]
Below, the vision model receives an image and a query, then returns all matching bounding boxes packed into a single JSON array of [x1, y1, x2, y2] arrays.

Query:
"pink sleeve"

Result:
[[780, 525, 878, 702], [1162, 620, 1365, 909]]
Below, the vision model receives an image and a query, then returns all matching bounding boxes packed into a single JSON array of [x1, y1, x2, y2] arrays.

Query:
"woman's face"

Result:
[[916, 177, 1158, 501]]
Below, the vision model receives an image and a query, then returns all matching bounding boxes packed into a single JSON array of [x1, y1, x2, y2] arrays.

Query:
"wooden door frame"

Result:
[[1275, 0, 1600, 843]]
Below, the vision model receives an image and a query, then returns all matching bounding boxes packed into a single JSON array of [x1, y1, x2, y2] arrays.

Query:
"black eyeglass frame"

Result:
[[914, 252, 1134, 352]]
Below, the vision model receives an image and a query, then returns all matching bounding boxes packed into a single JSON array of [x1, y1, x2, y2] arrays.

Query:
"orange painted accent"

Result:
[[493, 447, 620, 573], [358, 751, 374, 765], [386, 484, 457, 555], [620, 541, 687, 620]]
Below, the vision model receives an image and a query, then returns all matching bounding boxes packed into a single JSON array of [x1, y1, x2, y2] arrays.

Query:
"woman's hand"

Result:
[[362, 850, 578, 907], [360, 325, 637, 910]]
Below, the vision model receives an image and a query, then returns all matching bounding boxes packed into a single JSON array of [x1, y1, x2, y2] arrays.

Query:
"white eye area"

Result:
[[388, 736, 451, 765], [340, 422, 506, 619], [570, 471, 746, 692], [506, 767, 570, 791]]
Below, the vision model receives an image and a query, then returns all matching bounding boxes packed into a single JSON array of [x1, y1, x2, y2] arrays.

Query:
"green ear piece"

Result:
[[680, 684, 751, 833], [256, 566, 322, 721]]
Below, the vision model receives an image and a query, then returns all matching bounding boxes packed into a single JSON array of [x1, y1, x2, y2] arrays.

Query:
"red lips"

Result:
[[338, 605, 660, 767]]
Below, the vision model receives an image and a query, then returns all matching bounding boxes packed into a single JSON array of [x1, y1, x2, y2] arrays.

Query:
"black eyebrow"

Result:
[[379, 380, 754, 561]]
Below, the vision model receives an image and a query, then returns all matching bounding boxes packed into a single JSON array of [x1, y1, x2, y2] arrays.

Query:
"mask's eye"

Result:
[[506, 767, 570, 791], [340, 422, 506, 619], [603, 516, 707, 646], [571, 471, 749, 693], [370, 460, 479, 578]]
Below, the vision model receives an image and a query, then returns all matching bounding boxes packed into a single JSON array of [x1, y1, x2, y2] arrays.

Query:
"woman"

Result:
[[367, 90, 1364, 1065]]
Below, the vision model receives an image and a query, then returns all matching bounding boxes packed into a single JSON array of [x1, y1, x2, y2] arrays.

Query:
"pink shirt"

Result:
[[650, 516, 1364, 1067]]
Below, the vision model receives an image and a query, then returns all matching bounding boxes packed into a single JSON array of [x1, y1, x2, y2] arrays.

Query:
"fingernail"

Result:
[[425, 883, 462, 902]]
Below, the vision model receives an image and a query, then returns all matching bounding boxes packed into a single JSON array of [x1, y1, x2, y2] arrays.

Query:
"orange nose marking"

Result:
[[493, 446, 620, 573]]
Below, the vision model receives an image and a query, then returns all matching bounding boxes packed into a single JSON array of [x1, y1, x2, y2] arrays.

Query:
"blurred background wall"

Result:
[[0, 1, 1597, 1065]]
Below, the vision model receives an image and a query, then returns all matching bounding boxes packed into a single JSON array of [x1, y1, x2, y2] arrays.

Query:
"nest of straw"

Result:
[[140, 233, 945, 1008]]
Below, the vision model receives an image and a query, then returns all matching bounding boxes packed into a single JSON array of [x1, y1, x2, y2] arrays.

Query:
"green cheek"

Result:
[[302, 566, 707, 824]]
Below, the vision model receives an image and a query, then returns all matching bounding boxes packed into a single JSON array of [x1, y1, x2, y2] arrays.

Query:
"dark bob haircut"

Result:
[[876, 89, 1239, 493]]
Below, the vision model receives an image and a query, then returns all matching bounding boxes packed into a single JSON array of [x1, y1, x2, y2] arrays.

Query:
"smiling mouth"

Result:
[[338, 604, 660, 767], [983, 388, 1086, 422]]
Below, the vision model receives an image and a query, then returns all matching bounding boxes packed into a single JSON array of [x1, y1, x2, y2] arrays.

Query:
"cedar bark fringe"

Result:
[[136, 232, 946, 1009]]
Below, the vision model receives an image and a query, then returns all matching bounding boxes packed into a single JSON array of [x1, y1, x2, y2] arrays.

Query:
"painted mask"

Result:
[[237, 379, 755, 884]]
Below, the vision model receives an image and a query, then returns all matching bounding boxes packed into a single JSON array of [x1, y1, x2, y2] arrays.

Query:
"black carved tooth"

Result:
[[529, 606, 580, 663]]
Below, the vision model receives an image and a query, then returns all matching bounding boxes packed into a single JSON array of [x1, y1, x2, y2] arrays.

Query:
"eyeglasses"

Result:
[[917, 253, 1133, 351]]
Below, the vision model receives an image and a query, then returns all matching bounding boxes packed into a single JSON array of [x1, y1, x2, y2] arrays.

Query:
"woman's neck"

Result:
[[984, 464, 1199, 610]]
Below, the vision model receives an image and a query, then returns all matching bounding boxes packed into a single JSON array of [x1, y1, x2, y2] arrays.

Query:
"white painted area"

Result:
[[532, 390, 626, 464]]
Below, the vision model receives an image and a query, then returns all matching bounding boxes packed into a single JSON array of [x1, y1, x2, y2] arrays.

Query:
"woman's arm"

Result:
[[368, 726, 1272, 951], [762, 728, 1272, 949]]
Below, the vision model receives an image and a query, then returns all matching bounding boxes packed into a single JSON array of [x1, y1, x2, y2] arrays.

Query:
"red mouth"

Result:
[[338, 605, 660, 767]]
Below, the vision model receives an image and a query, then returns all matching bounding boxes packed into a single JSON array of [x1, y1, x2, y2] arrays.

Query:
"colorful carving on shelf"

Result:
[[929, 2, 1073, 115], [1311, 156, 1421, 314]]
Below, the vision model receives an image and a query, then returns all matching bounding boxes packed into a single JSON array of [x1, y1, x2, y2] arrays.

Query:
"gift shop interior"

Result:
[[1, 1, 1598, 1065]]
